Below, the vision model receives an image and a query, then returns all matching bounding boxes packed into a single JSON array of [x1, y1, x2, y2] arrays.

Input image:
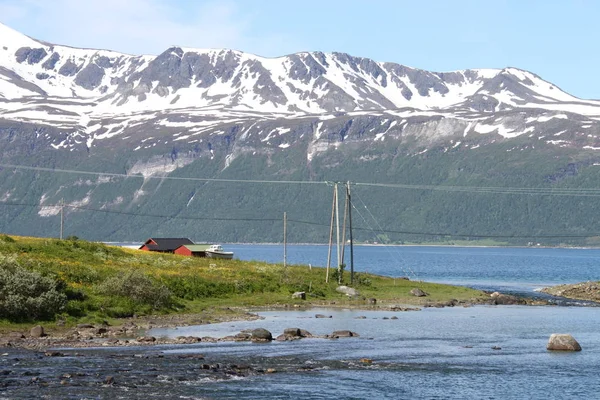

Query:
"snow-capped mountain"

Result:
[[2, 21, 600, 244], [2, 21, 600, 145]]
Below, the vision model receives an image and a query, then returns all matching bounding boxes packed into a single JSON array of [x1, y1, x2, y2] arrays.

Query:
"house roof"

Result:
[[140, 238, 194, 251], [178, 244, 212, 252]]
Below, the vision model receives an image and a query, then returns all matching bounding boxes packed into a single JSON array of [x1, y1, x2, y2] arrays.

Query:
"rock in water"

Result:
[[251, 328, 273, 342], [547, 334, 582, 351], [331, 330, 360, 338], [283, 328, 301, 337]]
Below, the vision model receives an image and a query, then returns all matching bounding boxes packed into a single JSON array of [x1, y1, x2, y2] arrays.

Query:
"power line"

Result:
[[1, 200, 599, 239], [0, 163, 326, 186], [354, 181, 600, 197], [2, 162, 600, 196], [352, 191, 419, 279]]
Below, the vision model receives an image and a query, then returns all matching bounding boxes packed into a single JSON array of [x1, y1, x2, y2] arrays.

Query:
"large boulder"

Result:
[[547, 334, 582, 351], [251, 328, 273, 342], [336, 286, 360, 297]]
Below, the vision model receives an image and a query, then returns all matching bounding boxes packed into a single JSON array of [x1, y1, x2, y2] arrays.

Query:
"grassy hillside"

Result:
[[3, 134, 600, 246], [0, 235, 487, 327]]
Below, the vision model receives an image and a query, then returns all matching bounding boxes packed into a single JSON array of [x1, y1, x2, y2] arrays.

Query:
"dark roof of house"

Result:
[[140, 238, 194, 251]]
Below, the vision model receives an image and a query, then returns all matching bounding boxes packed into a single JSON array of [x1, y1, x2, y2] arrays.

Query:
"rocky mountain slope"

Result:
[[1, 22, 600, 244]]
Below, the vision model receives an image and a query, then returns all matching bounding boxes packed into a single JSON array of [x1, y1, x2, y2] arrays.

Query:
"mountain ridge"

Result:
[[1, 22, 600, 245], [1, 21, 593, 116]]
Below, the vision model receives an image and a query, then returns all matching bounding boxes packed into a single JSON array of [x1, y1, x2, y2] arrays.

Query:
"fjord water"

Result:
[[228, 244, 600, 294]]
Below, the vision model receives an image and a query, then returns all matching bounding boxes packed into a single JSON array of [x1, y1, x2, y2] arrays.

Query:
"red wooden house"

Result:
[[173, 244, 212, 257], [139, 238, 194, 253]]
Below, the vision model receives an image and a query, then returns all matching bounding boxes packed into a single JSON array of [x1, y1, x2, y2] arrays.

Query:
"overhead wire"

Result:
[[3, 162, 600, 196], [351, 190, 419, 280], [354, 181, 600, 197], [0, 163, 327, 185], [1, 163, 600, 239], [1, 200, 600, 239]]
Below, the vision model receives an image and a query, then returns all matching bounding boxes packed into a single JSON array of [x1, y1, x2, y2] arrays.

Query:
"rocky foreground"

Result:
[[540, 281, 600, 303], [0, 289, 546, 352]]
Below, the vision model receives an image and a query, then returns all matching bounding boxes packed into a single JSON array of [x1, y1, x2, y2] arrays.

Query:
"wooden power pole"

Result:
[[335, 183, 342, 284], [326, 186, 336, 283], [347, 181, 355, 285]]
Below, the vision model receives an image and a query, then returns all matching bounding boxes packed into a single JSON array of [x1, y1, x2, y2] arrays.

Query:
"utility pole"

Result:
[[340, 185, 348, 266], [347, 181, 355, 285], [326, 186, 336, 283], [283, 212, 287, 268], [335, 183, 341, 284], [60, 198, 64, 240]]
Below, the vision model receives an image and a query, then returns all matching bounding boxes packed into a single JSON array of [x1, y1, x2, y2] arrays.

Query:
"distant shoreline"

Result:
[[107, 242, 600, 250]]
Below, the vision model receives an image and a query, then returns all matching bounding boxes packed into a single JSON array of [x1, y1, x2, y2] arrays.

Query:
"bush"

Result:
[[354, 273, 372, 287], [0, 260, 67, 322], [96, 270, 172, 310]]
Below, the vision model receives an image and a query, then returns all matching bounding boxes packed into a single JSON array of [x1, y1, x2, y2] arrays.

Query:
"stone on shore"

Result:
[[292, 291, 306, 300], [410, 288, 427, 297], [30, 325, 45, 338], [336, 286, 360, 297], [490, 292, 525, 305], [137, 336, 156, 343], [547, 334, 582, 351]]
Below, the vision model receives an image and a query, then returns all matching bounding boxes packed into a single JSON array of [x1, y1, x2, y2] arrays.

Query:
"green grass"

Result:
[[0, 235, 489, 328]]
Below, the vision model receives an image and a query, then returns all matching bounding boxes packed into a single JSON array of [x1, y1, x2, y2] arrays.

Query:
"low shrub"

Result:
[[96, 270, 173, 310], [0, 259, 67, 322]]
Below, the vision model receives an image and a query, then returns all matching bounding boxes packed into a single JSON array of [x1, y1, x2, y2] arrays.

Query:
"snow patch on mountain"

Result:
[[1, 21, 600, 153]]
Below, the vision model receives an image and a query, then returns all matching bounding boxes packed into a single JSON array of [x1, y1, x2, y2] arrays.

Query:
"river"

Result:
[[3, 245, 599, 399]]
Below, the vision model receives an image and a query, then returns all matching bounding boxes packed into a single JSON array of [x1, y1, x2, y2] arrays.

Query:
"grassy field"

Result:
[[0, 235, 488, 329]]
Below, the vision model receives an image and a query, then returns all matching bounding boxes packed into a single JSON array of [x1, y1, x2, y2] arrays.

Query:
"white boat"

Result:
[[205, 244, 234, 259]]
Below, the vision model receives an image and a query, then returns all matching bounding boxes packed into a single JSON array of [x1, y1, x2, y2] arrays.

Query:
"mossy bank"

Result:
[[0, 234, 491, 333]]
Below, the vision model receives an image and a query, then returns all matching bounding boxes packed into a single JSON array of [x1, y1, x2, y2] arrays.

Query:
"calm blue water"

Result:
[[227, 244, 600, 293]]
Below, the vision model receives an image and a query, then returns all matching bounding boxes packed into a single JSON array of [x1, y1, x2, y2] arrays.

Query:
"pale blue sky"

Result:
[[1, 0, 598, 99]]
